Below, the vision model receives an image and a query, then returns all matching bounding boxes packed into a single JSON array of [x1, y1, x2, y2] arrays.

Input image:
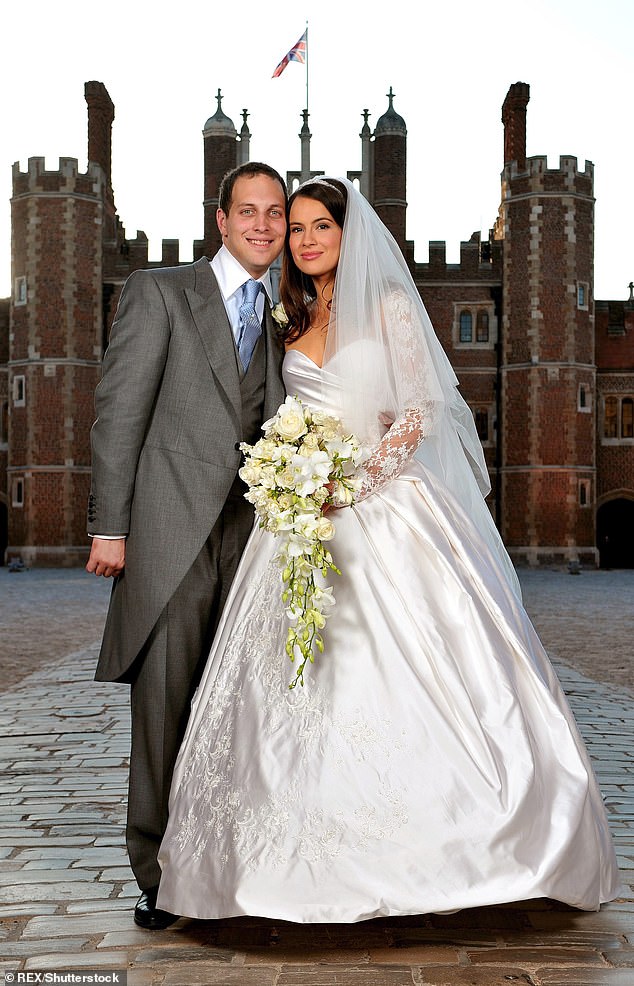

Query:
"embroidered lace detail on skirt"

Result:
[[173, 551, 409, 868]]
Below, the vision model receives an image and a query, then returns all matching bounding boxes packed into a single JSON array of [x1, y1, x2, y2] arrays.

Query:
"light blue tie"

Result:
[[238, 279, 263, 371]]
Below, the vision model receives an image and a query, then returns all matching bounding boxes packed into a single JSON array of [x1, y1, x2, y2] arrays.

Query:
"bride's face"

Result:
[[288, 197, 342, 283]]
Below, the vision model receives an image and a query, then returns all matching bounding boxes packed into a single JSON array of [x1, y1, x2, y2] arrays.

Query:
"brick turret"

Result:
[[372, 88, 407, 250], [203, 90, 238, 257], [8, 157, 105, 564], [498, 130, 597, 565]]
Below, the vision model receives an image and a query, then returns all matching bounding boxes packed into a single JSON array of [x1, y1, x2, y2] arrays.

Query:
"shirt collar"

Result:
[[210, 245, 273, 305]]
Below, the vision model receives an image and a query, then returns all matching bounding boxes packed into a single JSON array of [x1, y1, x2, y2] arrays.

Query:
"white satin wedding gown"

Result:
[[157, 349, 621, 922]]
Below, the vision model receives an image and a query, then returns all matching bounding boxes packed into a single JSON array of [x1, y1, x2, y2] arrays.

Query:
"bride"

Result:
[[157, 176, 621, 922]]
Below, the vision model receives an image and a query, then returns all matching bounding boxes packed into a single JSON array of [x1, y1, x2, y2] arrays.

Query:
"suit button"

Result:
[[234, 442, 241, 451]]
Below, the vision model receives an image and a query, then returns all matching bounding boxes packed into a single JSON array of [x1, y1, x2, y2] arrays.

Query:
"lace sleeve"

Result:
[[353, 403, 434, 501]]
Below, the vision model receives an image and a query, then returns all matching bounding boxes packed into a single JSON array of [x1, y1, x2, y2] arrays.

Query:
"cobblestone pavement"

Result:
[[0, 567, 632, 985]]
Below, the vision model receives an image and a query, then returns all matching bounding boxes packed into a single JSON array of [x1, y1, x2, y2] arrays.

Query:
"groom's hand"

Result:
[[86, 537, 126, 578]]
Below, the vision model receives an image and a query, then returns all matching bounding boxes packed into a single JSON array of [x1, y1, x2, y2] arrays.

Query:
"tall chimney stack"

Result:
[[502, 82, 530, 169], [85, 81, 115, 193]]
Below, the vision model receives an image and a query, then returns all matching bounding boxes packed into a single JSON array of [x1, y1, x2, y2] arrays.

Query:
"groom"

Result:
[[86, 161, 287, 928]]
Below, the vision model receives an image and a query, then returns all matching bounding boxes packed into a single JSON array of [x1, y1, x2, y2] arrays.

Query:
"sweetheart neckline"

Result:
[[284, 349, 324, 371]]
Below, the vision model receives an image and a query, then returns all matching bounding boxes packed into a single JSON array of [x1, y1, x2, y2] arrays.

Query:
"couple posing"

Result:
[[87, 163, 620, 929]]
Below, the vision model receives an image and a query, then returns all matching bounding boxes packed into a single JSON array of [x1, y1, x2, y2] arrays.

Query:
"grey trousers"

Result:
[[126, 489, 253, 891]]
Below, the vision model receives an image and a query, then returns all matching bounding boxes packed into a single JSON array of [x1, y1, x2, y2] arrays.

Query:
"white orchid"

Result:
[[239, 395, 361, 688]]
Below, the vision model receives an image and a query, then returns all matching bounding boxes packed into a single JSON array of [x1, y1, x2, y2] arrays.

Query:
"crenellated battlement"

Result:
[[503, 154, 594, 193], [411, 231, 502, 282], [12, 156, 104, 197], [112, 232, 201, 272]]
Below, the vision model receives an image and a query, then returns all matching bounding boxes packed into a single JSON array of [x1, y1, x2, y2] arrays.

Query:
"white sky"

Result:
[[1, 0, 632, 300]]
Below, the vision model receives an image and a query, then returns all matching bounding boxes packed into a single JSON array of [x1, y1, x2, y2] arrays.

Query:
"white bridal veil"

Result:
[[310, 176, 521, 596]]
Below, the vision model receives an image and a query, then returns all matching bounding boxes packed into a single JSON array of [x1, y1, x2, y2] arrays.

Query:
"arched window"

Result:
[[476, 311, 489, 343], [459, 310, 472, 343]]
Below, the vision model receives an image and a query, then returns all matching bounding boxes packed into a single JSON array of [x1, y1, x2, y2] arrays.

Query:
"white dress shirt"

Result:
[[210, 244, 273, 342]]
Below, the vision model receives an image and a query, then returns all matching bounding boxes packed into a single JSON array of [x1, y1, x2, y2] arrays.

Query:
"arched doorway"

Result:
[[597, 498, 634, 568]]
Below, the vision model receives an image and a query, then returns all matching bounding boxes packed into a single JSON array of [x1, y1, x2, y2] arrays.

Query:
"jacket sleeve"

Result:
[[88, 270, 172, 536]]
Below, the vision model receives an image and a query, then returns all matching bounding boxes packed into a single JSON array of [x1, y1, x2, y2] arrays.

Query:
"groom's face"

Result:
[[217, 174, 287, 278]]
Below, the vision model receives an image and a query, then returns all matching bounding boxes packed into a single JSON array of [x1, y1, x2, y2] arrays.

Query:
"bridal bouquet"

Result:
[[239, 396, 364, 688]]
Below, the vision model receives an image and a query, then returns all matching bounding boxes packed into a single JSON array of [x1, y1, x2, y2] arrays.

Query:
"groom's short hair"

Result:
[[219, 162, 288, 215]]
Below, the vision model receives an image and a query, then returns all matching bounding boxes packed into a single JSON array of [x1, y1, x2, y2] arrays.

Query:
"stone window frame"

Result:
[[11, 477, 24, 508], [14, 276, 27, 306], [577, 280, 589, 311], [470, 401, 496, 447], [459, 310, 473, 343], [578, 479, 591, 508], [12, 374, 26, 407], [601, 394, 634, 444], [453, 303, 497, 350], [577, 382, 592, 413]]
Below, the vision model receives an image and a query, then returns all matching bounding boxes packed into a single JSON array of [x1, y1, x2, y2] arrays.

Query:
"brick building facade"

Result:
[[1, 81, 633, 567]]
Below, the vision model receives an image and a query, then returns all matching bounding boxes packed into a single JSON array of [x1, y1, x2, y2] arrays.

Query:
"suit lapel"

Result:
[[184, 259, 242, 423], [262, 306, 285, 418]]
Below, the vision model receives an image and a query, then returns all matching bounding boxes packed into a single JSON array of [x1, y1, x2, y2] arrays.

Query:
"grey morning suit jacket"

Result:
[[88, 256, 285, 682]]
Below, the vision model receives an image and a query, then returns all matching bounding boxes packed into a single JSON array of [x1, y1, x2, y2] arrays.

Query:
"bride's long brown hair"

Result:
[[280, 178, 348, 344]]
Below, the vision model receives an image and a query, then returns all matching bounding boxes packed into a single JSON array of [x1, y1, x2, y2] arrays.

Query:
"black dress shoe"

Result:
[[134, 886, 179, 930]]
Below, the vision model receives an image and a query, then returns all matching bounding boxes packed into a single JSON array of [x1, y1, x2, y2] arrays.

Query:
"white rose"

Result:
[[259, 465, 278, 489], [277, 467, 298, 489], [301, 432, 321, 450], [315, 517, 336, 541], [255, 438, 277, 459], [271, 302, 289, 328], [278, 492, 294, 510], [239, 463, 262, 486], [274, 397, 308, 442]]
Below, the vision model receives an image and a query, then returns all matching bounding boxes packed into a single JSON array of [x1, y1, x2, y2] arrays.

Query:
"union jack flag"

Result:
[[272, 31, 307, 78]]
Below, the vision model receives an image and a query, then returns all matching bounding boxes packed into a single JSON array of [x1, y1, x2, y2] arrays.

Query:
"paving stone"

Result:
[[0, 869, 98, 885], [602, 945, 634, 965], [467, 945, 606, 965], [416, 972, 540, 986], [65, 899, 135, 914], [536, 970, 634, 985], [24, 951, 129, 970], [0, 883, 113, 904], [371, 945, 461, 965], [99, 930, 185, 948], [22, 860, 72, 870], [245, 947, 370, 964], [97, 868, 135, 881], [133, 946, 234, 965], [0, 938, 89, 955], [162, 968, 277, 986], [275, 968, 418, 985], [0, 904, 58, 917], [127, 972, 159, 986], [22, 912, 135, 937]]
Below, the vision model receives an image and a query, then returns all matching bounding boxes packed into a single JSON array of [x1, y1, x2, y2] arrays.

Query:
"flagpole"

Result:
[[305, 20, 309, 114]]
